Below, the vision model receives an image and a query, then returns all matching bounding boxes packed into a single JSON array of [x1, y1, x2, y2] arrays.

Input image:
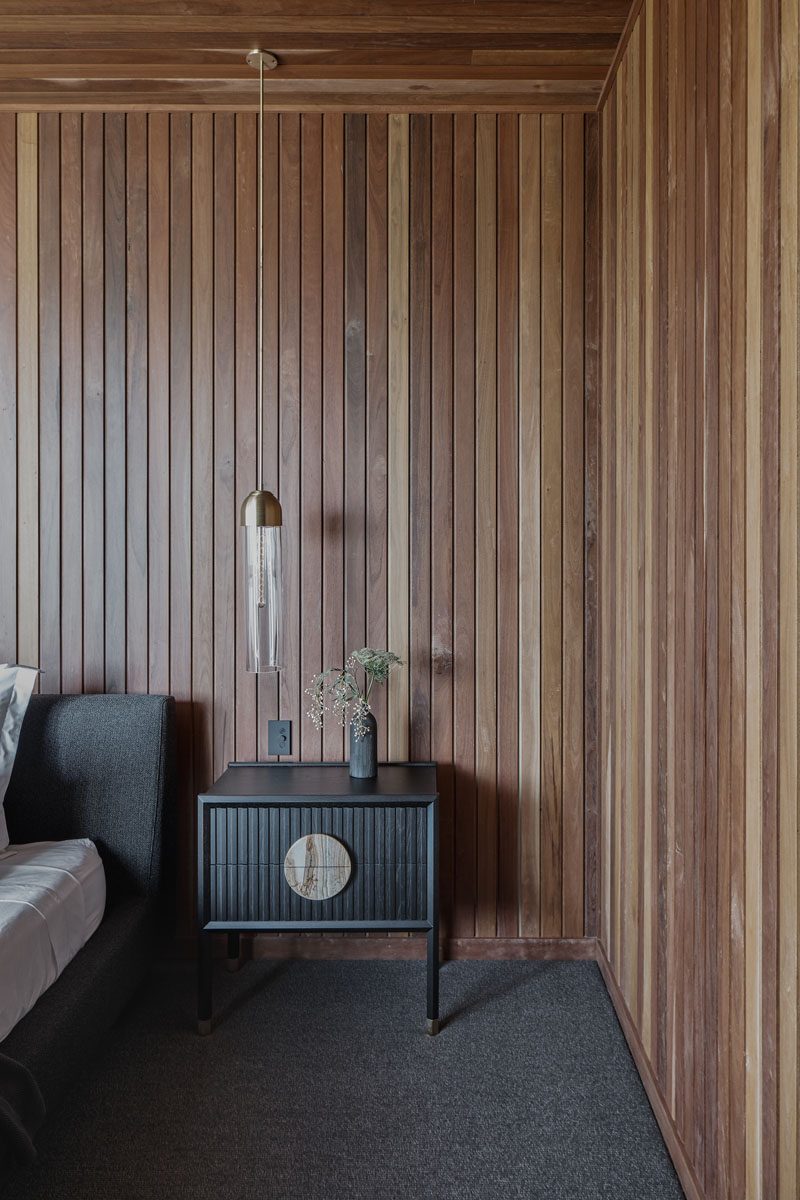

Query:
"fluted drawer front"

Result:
[[207, 805, 428, 923]]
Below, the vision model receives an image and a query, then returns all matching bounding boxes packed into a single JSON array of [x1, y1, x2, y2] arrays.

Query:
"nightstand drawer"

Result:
[[205, 803, 429, 923]]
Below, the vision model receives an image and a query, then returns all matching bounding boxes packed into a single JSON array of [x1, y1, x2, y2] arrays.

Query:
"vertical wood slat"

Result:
[[191, 114, 213, 800], [518, 114, 542, 939], [583, 110, 601, 943], [365, 114, 389, 763], [387, 113, 409, 764], [778, 2, 799, 1197], [745, 0, 764, 1192], [322, 112, 345, 763], [431, 113, 454, 929], [213, 113, 236, 777], [496, 113, 519, 939], [60, 113, 82, 694], [561, 112, 585, 939], [17, 114, 38, 675], [104, 112, 126, 694], [717, 0, 735, 1186], [300, 112, 324, 765], [257, 112, 280, 759], [169, 112, 193, 923], [4, 112, 590, 956], [234, 113, 257, 762], [475, 113, 498, 939], [147, 112, 169, 697], [344, 112, 367, 684], [409, 113, 432, 765], [759, 0, 781, 1194], [0, 115, 16, 664], [37, 114, 60, 696], [38, 112, 60, 695], [452, 112, 477, 940], [279, 113, 301, 759], [126, 113, 148, 697], [81, 114, 103, 692], [540, 113, 563, 938]]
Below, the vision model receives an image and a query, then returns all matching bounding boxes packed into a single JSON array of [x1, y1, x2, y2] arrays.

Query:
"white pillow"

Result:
[[0, 665, 38, 850]]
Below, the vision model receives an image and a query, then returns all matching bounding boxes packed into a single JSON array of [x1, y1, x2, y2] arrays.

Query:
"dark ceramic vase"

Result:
[[349, 711, 378, 779]]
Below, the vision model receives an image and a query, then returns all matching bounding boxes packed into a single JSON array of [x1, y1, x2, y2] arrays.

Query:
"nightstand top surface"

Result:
[[200, 761, 438, 802]]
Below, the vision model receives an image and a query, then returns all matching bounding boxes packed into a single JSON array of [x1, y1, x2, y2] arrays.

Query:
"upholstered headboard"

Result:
[[4, 694, 175, 901]]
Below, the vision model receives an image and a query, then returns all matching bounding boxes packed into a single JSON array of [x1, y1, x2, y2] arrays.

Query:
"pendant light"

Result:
[[241, 48, 282, 673]]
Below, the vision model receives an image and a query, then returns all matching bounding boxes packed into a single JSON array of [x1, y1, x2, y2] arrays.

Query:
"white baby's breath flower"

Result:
[[303, 648, 402, 739]]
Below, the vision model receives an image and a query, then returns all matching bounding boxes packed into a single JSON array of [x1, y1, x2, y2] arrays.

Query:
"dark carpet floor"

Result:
[[4, 959, 683, 1200]]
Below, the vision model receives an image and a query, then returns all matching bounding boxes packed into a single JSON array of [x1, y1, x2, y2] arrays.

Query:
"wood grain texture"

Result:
[[0, 2, 629, 112], [430, 113, 454, 932], [475, 113, 498, 938], [300, 113, 324, 766], [0, 112, 590, 946], [778, 7, 799, 1200], [126, 112, 148, 698], [37, 112, 60, 695], [16, 113, 37, 675], [60, 113, 82, 694], [212, 113, 236, 777], [540, 113, 563, 938], [452, 112, 477, 940], [387, 113, 409, 765], [365, 113, 388, 765], [598, 0, 800, 1194], [409, 113, 432, 767], [518, 113, 542, 939], [0, 115, 17, 667], [496, 113, 519, 939]]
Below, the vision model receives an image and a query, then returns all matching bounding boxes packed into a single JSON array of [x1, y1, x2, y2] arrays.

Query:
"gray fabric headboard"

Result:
[[4, 694, 175, 901]]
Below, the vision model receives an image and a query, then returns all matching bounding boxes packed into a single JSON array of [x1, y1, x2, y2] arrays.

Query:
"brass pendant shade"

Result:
[[240, 489, 282, 528]]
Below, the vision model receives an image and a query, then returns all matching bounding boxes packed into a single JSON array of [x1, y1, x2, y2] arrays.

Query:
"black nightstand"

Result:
[[196, 762, 440, 1034]]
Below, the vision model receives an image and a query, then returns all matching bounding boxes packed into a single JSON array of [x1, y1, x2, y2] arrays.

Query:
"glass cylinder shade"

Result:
[[240, 490, 283, 673]]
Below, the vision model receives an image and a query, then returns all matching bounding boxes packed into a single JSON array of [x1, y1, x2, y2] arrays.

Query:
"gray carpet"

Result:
[[4, 960, 683, 1199]]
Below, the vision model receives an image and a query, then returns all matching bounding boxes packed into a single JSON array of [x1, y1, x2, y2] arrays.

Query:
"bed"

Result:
[[0, 693, 174, 1171], [0, 839, 107, 1044]]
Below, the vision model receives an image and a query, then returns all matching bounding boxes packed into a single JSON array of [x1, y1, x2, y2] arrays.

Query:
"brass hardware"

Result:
[[240, 489, 282, 528], [246, 49, 278, 71]]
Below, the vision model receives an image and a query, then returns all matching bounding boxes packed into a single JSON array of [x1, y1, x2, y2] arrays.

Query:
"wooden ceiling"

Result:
[[0, 2, 633, 112]]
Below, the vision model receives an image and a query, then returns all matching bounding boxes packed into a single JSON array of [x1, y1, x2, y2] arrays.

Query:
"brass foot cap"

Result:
[[426, 1019, 440, 1036], [197, 1019, 212, 1036]]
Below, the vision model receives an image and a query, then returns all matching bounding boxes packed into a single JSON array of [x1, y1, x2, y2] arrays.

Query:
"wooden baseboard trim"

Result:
[[175, 934, 598, 962], [248, 935, 598, 961], [446, 937, 596, 961], [594, 943, 705, 1200]]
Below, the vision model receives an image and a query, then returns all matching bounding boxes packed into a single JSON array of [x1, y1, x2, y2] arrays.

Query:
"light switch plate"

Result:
[[268, 719, 292, 756]]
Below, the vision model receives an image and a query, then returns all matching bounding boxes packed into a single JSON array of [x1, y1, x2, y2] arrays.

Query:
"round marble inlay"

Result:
[[283, 834, 352, 901]]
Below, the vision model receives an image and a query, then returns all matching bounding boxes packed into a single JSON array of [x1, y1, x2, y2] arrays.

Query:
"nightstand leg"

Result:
[[197, 931, 212, 1035], [426, 927, 439, 1035], [226, 930, 242, 972]]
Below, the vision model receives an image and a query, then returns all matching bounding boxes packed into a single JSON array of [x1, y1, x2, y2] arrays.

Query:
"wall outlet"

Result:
[[267, 719, 292, 757]]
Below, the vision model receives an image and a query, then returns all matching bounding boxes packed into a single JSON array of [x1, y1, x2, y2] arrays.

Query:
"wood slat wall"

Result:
[[597, 0, 799, 1196], [0, 110, 595, 944]]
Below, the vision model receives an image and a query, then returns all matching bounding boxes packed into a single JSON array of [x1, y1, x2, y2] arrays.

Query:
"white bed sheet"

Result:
[[0, 839, 106, 1043]]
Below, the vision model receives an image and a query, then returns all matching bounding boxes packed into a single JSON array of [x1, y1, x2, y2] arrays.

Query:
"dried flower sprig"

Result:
[[305, 648, 402, 740]]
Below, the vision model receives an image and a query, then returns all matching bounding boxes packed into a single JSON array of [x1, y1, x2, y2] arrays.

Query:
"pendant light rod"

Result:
[[246, 49, 278, 491]]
